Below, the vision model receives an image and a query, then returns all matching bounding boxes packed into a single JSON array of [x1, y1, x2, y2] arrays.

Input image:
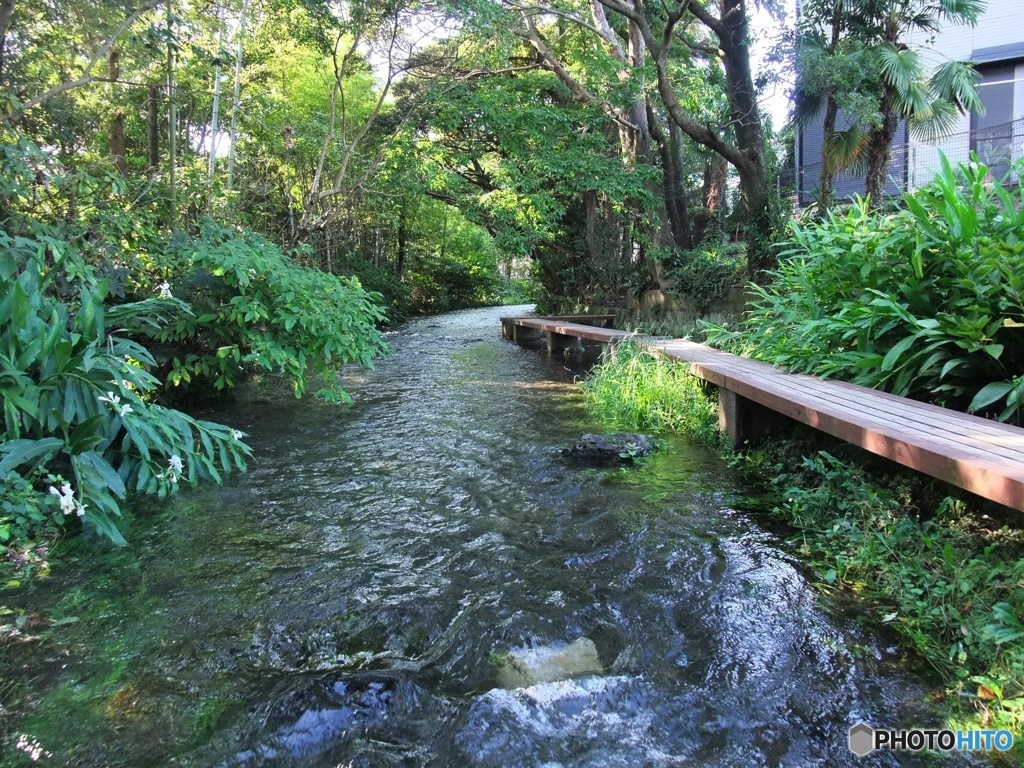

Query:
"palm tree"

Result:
[[855, 0, 985, 204], [794, 0, 875, 214]]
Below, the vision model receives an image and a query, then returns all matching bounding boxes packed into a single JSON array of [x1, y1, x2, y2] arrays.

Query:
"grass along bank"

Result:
[[582, 342, 1024, 756]]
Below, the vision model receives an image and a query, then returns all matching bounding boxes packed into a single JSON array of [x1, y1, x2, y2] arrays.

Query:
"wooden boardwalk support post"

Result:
[[718, 389, 793, 449], [546, 331, 574, 353]]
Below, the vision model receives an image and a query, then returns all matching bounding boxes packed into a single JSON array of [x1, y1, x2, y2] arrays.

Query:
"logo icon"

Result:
[[849, 722, 875, 756]]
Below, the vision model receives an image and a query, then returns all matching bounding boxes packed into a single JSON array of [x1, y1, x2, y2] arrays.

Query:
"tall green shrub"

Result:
[[0, 245, 250, 546], [151, 222, 391, 402], [707, 155, 1024, 423]]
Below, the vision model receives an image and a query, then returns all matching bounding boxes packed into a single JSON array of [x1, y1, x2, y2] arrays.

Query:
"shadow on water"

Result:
[[1, 306, 982, 766]]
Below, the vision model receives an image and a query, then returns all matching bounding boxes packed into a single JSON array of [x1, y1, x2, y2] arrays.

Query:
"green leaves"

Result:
[[969, 379, 1024, 422], [149, 221, 389, 402], [0, 439, 65, 474], [984, 604, 1024, 646], [929, 59, 983, 113], [705, 154, 1024, 425], [0, 223, 253, 548], [877, 43, 923, 99]]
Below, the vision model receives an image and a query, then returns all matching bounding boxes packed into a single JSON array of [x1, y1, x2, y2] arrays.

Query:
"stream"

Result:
[[1, 305, 976, 767]]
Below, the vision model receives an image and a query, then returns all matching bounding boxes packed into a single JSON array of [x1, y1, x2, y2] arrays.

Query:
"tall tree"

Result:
[[502, 0, 776, 274], [855, 0, 984, 204], [793, 0, 874, 214]]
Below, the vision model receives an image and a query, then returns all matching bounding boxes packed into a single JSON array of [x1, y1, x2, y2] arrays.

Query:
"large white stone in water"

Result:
[[495, 637, 603, 689]]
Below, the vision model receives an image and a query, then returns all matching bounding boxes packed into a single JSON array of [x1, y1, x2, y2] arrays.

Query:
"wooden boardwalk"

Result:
[[500, 315, 1024, 512]]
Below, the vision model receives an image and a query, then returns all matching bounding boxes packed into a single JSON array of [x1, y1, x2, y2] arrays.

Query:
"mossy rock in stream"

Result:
[[493, 638, 603, 689], [564, 433, 656, 463]]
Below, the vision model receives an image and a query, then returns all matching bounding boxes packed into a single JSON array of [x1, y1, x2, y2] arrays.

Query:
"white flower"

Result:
[[48, 483, 77, 516], [100, 390, 132, 417], [167, 471, 178, 484], [231, 429, 243, 441], [168, 455, 184, 474], [74, 502, 87, 518], [156, 281, 172, 299], [98, 391, 121, 408]]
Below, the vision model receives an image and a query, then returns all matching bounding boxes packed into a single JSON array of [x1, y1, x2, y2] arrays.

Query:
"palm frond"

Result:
[[793, 90, 827, 126], [896, 80, 935, 119], [876, 43, 923, 97], [824, 125, 869, 173], [908, 98, 962, 141], [931, 59, 984, 114], [904, 11, 941, 33], [937, 0, 985, 25]]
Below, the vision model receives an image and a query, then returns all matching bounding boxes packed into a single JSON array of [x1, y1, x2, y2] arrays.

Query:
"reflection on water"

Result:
[[2, 306, 975, 767]]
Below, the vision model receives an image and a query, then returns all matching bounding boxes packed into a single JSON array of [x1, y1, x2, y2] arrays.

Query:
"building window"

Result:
[[970, 62, 1017, 181]]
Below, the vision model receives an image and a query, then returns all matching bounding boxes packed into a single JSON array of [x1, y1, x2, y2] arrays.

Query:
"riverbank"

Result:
[[582, 341, 1024, 759]]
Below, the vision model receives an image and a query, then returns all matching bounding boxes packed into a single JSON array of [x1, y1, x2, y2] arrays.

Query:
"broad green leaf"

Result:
[[0, 437, 64, 473], [968, 381, 1014, 413]]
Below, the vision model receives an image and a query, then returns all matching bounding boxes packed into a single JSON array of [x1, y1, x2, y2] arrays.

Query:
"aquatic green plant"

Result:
[[581, 341, 718, 443]]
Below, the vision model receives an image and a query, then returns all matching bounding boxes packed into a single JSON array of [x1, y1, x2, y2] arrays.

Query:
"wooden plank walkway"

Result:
[[500, 315, 616, 342], [502, 316, 1024, 512]]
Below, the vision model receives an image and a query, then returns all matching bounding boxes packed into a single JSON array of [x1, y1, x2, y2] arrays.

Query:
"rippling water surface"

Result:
[[2, 306, 974, 767]]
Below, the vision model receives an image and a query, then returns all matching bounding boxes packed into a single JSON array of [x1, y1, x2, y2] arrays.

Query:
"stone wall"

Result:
[[617, 284, 750, 339]]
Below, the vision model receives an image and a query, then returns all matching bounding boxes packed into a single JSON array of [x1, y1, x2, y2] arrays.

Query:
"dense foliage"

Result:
[[0, 133, 397, 550], [745, 440, 1024, 737], [707, 156, 1024, 424], [0, 239, 249, 547], [154, 222, 390, 402], [662, 240, 747, 307]]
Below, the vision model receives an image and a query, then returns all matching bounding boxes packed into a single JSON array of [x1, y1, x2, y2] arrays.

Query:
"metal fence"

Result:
[[793, 116, 1024, 206]]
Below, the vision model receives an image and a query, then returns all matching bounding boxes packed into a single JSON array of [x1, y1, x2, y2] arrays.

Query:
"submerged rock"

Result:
[[457, 676, 661, 767], [494, 637, 603, 689], [565, 433, 656, 462], [229, 675, 399, 766]]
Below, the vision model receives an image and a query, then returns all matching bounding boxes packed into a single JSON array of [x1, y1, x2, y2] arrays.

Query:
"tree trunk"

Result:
[[649, 108, 690, 250], [147, 83, 160, 168], [720, 0, 770, 234], [166, 0, 177, 228], [108, 110, 128, 176], [704, 155, 728, 212], [817, 0, 842, 216], [585, 189, 600, 263], [226, 0, 251, 191], [0, 0, 15, 86], [691, 155, 727, 245], [626, 19, 650, 162], [208, 6, 225, 193], [865, 84, 898, 205], [818, 95, 838, 214], [397, 202, 408, 275]]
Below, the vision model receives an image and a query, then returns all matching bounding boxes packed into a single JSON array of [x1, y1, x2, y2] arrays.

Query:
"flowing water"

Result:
[[1, 306, 976, 767]]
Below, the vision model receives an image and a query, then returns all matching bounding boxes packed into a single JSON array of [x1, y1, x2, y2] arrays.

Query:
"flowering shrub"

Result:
[[0, 242, 251, 547]]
